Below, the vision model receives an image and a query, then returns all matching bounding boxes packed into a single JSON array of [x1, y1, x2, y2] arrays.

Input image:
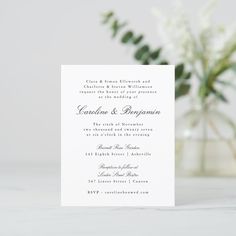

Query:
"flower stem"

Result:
[[200, 102, 207, 174]]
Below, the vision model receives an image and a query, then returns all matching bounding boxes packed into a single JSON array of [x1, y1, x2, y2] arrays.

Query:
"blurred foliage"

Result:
[[101, 11, 236, 103], [102, 11, 192, 99]]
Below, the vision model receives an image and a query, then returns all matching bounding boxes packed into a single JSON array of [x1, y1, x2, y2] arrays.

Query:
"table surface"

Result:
[[1, 163, 236, 236]]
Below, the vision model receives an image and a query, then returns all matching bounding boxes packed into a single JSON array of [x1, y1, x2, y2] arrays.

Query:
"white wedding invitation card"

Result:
[[61, 65, 175, 206]]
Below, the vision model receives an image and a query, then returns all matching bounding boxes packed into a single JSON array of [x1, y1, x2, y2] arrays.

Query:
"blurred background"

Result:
[[0, 0, 236, 174], [1, 2, 236, 235]]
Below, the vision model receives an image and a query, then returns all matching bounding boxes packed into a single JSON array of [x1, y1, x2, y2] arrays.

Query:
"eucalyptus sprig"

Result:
[[102, 2, 236, 105], [102, 11, 192, 99]]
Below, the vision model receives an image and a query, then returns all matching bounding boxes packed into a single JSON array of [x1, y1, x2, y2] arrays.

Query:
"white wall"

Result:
[[0, 0, 235, 163]]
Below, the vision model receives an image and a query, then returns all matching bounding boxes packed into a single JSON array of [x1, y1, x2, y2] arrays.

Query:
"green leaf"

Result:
[[121, 31, 133, 43], [134, 45, 150, 61], [133, 35, 143, 44], [102, 11, 114, 24], [142, 60, 150, 65], [175, 83, 190, 99], [210, 87, 228, 103], [198, 84, 209, 99], [216, 80, 236, 90], [183, 72, 191, 80], [159, 61, 168, 65], [175, 63, 184, 79], [150, 48, 162, 60], [111, 20, 126, 37]]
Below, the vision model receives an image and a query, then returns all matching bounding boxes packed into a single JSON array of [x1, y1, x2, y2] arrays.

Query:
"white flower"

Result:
[[152, 2, 196, 64], [152, 0, 236, 77]]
